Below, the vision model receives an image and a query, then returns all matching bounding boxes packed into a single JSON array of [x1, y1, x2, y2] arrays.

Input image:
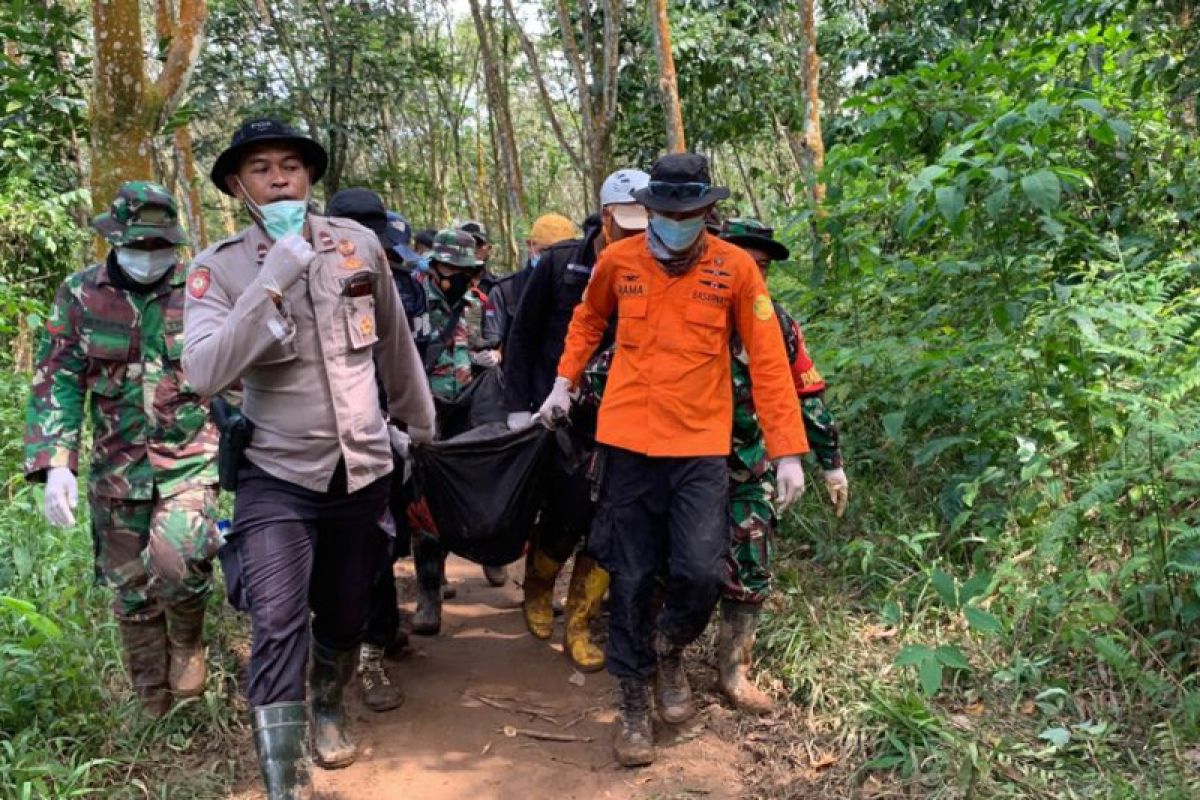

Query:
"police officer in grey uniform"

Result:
[[182, 119, 436, 799]]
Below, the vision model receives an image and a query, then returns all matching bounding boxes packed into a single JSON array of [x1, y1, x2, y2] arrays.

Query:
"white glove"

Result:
[[389, 426, 412, 459], [258, 233, 316, 296], [774, 456, 806, 511], [507, 411, 533, 430], [44, 466, 78, 528], [408, 424, 435, 445], [536, 377, 572, 427], [824, 467, 849, 517], [470, 349, 501, 368]]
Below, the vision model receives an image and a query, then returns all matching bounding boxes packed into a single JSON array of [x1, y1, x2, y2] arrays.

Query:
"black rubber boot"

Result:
[[412, 535, 443, 636], [613, 678, 655, 767], [310, 641, 358, 769], [253, 702, 313, 799], [653, 632, 695, 724]]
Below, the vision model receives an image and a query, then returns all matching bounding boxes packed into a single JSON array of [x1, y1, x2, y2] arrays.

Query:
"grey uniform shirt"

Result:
[[181, 216, 436, 494]]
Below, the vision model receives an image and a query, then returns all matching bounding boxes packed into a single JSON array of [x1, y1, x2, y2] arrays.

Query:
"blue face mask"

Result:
[[415, 255, 431, 273], [237, 179, 308, 240], [649, 214, 705, 252], [529, 253, 542, 269]]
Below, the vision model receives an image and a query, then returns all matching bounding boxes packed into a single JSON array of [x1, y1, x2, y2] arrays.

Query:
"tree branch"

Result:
[[151, 0, 207, 124]]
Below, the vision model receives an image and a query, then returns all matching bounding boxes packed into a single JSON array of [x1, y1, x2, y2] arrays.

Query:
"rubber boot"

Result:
[[412, 536, 443, 636], [310, 641, 358, 769], [482, 563, 508, 587], [613, 678, 655, 767], [563, 555, 608, 671], [253, 701, 313, 800], [653, 632, 695, 724], [717, 602, 775, 714], [522, 548, 562, 640], [118, 615, 171, 718], [358, 642, 404, 712], [165, 593, 208, 698]]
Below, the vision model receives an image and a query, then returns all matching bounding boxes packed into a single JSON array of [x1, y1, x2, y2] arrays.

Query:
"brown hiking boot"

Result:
[[118, 615, 171, 718], [717, 602, 774, 714], [165, 594, 208, 698], [613, 678, 655, 767], [653, 632, 695, 724], [358, 642, 404, 712], [563, 555, 608, 671]]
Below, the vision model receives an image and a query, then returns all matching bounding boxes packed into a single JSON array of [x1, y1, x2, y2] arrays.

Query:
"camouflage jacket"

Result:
[[24, 258, 218, 500], [583, 301, 842, 483], [422, 282, 489, 402]]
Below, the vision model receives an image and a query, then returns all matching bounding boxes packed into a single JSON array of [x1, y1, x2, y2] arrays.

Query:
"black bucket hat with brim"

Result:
[[632, 153, 731, 213], [210, 118, 328, 196]]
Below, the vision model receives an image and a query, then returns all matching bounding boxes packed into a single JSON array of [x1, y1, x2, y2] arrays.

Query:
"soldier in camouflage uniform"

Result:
[[580, 218, 848, 715], [24, 181, 220, 718], [410, 229, 501, 635]]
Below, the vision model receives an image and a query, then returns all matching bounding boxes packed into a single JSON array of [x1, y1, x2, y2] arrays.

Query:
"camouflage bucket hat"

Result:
[[92, 181, 188, 247], [429, 229, 483, 269]]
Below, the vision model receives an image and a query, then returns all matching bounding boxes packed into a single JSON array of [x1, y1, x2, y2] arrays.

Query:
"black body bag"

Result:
[[412, 422, 554, 566]]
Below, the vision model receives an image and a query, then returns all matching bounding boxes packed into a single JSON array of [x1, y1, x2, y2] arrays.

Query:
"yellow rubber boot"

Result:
[[522, 548, 561, 640], [564, 555, 609, 672]]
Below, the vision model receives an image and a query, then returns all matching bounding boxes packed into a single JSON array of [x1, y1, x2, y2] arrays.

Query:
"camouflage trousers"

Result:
[[88, 486, 220, 621], [721, 475, 775, 606]]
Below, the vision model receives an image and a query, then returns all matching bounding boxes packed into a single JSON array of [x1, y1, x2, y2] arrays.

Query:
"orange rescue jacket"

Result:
[[557, 233, 807, 459]]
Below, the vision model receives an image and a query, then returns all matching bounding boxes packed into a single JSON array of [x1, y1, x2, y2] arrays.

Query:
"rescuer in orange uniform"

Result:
[[539, 153, 808, 767]]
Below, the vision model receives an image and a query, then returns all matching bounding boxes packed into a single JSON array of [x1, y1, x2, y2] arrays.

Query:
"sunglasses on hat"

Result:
[[647, 181, 712, 200]]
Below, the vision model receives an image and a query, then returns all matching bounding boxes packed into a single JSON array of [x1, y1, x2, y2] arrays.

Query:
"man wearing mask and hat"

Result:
[[542, 154, 808, 767], [408, 228, 501, 634], [504, 168, 650, 675], [182, 119, 436, 798], [24, 181, 220, 719], [458, 220, 499, 293], [714, 218, 849, 713]]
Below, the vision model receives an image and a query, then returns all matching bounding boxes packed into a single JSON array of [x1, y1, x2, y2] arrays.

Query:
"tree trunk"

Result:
[[174, 126, 207, 250], [648, 0, 686, 153], [468, 0, 526, 225], [801, 0, 825, 204]]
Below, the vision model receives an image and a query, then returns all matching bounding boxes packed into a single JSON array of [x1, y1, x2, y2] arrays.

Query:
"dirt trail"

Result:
[[309, 555, 749, 800]]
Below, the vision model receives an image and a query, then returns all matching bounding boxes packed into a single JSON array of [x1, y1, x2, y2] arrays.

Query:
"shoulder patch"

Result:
[[188, 266, 212, 299], [753, 294, 774, 322]]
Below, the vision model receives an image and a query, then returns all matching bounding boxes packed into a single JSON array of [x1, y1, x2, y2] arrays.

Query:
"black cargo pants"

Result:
[[588, 447, 730, 681], [230, 459, 392, 707]]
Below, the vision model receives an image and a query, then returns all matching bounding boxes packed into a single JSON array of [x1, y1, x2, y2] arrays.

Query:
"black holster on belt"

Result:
[[211, 397, 255, 492]]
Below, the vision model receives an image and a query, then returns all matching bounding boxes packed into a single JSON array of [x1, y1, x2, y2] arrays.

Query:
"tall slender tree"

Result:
[[649, 0, 686, 153]]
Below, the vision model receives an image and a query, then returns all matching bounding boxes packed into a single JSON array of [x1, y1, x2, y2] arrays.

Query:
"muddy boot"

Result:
[[441, 574, 457, 600], [358, 642, 404, 712], [653, 632, 695, 724], [717, 602, 775, 714], [253, 701, 313, 799], [613, 678, 655, 767], [522, 548, 562, 640], [412, 537, 443, 636], [118, 615, 171, 718], [165, 594, 208, 698], [310, 642, 358, 769], [563, 555, 608, 671], [482, 563, 508, 587]]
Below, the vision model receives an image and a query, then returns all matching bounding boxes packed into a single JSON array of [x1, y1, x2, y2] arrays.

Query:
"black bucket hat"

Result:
[[632, 153, 730, 213], [326, 188, 404, 251], [720, 218, 790, 261], [210, 118, 328, 196]]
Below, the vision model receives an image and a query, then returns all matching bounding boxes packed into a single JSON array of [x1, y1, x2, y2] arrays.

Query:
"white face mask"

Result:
[[115, 246, 178, 283]]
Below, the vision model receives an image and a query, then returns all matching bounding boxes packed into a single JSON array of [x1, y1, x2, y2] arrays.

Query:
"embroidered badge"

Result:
[[188, 268, 212, 299], [359, 316, 375, 337], [319, 231, 335, 248], [337, 239, 356, 256], [753, 294, 774, 321], [256, 242, 269, 265], [342, 256, 364, 270]]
